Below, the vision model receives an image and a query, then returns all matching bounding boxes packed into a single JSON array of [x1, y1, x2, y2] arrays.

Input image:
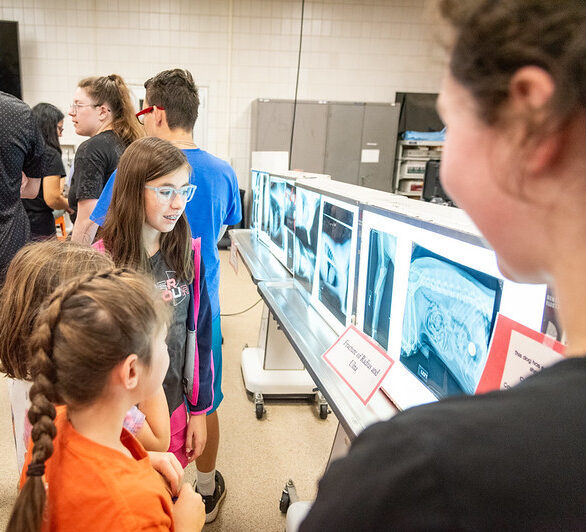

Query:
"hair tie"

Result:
[[26, 462, 45, 477]]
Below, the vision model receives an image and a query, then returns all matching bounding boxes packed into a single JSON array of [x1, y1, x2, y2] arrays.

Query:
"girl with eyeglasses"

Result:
[[68, 74, 144, 244], [22, 103, 71, 240], [95, 136, 213, 469]]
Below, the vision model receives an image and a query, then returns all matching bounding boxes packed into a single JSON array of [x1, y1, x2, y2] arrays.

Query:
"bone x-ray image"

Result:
[[294, 188, 321, 293], [268, 179, 286, 250], [284, 184, 296, 271], [261, 173, 270, 234], [363, 230, 397, 350], [250, 171, 261, 230], [318, 202, 355, 325], [400, 245, 502, 398]]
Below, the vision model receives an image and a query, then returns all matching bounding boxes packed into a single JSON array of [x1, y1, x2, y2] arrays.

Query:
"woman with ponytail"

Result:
[[68, 73, 144, 244], [7, 269, 205, 532]]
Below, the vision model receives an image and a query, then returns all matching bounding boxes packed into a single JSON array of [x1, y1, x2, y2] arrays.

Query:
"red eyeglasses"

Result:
[[136, 106, 165, 124]]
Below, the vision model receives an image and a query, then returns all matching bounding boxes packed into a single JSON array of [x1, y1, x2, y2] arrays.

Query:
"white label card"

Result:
[[500, 330, 564, 390], [323, 325, 394, 405], [361, 149, 380, 163]]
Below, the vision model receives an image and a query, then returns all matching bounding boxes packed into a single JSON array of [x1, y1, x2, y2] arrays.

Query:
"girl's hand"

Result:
[[148, 451, 184, 497], [185, 413, 207, 462], [173, 483, 205, 532]]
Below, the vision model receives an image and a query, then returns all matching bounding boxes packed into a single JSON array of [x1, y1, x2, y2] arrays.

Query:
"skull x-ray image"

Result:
[[268, 179, 286, 250], [284, 184, 296, 271], [400, 245, 502, 398], [318, 202, 355, 325], [364, 230, 397, 350], [294, 188, 321, 293]]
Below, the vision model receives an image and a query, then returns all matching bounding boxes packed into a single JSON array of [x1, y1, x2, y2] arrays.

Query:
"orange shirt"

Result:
[[20, 406, 174, 531]]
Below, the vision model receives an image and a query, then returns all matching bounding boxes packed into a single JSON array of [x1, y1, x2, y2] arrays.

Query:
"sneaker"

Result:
[[196, 470, 226, 523]]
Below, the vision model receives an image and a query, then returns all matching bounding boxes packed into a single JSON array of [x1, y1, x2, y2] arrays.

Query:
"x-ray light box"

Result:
[[313, 196, 359, 335], [293, 186, 322, 295], [356, 210, 548, 410]]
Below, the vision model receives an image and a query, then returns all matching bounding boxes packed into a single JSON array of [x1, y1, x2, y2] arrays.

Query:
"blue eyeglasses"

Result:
[[145, 184, 197, 203]]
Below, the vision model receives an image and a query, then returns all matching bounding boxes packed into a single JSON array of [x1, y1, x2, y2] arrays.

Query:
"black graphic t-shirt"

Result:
[[68, 130, 123, 222], [150, 250, 190, 415]]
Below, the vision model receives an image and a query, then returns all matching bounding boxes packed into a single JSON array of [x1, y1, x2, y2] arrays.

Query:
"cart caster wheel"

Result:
[[254, 392, 265, 419], [319, 403, 329, 419], [279, 490, 290, 513]]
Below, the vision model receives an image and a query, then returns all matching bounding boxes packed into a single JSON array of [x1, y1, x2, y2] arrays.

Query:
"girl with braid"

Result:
[[7, 269, 205, 532], [0, 241, 171, 476], [95, 137, 214, 468]]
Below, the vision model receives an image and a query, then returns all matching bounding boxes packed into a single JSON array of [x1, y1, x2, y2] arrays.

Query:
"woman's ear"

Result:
[[97, 104, 111, 122], [508, 66, 561, 174], [116, 354, 140, 391]]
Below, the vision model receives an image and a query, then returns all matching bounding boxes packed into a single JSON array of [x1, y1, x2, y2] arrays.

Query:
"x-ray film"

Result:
[[318, 201, 355, 325], [294, 188, 321, 293], [363, 230, 397, 350], [250, 170, 262, 230], [261, 173, 270, 234], [284, 184, 296, 271], [269, 178, 286, 250], [400, 245, 502, 398]]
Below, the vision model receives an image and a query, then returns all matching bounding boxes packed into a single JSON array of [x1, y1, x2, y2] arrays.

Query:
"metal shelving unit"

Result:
[[393, 140, 443, 198]]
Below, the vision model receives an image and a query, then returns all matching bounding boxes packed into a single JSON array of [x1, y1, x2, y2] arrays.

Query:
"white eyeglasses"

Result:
[[69, 102, 99, 114], [145, 184, 197, 203]]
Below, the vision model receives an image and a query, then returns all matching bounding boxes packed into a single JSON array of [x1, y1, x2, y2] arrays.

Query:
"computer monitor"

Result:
[[313, 196, 359, 333], [356, 210, 548, 410], [0, 21, 22, 99], [293, 187, 321, 295], [422, 160, 453, 206]]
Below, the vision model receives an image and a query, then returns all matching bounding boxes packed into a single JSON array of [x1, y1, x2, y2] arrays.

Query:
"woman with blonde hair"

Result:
[[68, 74, 143, 244]]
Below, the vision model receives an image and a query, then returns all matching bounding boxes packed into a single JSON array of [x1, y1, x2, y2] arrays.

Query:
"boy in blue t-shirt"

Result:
[[90, 69, 241, 523]]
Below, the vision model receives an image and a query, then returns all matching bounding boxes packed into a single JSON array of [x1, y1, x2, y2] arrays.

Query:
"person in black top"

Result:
[[67, 74, 143, 244], [0, 91, 45, 283], [301, 1, 586, 530], [22, 103, 70, 239]]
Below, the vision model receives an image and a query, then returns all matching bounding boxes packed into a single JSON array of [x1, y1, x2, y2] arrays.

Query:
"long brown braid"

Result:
[[7, 268, 170, 532]]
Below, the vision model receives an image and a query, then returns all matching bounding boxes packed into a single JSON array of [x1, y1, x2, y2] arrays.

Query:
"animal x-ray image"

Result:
[[400, 245, 502, 398], [284, 184, 296, 271], [318, 201, 355, 325], [363, 230, 397, 350], [294, 188, 321, 293], [268, 179, 286, 250]]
